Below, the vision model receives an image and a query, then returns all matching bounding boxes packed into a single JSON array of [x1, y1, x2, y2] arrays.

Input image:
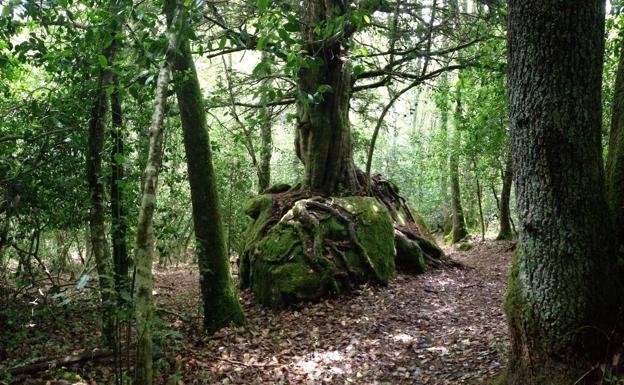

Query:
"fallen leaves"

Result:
[[2, 238, 513, 385]]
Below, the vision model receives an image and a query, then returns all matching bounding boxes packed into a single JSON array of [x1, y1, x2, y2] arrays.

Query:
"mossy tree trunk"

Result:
[[258, 52, 273, 192], [449, 79, 467, 243], [295, 0, 360, 196], [607, 33, 624, 254], [168, 1, 245, 333], [496, 152, 513, 240], [504, 1, 620, 383]]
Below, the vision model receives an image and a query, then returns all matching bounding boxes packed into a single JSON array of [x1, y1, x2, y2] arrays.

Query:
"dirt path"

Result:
[[158, 239, 513, 385]]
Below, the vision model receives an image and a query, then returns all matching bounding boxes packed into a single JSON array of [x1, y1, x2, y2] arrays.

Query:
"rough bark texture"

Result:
[[496, 152, 513, 241], [504, 1, 620, 383], [607, 34, 624, 255], [110, 79, 128, 292], [295, 0, 360, 195], [170, 5, 245, 333]]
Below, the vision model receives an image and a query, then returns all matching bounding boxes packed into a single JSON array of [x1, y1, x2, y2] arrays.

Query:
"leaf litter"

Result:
[[1, 238, 513, 384]]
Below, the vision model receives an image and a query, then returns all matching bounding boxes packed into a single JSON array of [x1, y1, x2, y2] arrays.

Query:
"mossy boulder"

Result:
[[239, 195, 396, 308], [239, 178, 447, 308]]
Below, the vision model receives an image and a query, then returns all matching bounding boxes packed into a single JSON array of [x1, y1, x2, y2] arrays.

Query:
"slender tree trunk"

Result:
[[86, 6, 122, 345], [449, 80, 467, 243], [497, 152, 513, 240], [607, 33, 624, 255], [473, 161, 485, 241], [257, 52, 272, 192], [295, 0, 360, 195], [169, 1, 245, 333], [438, 75, 452, 234], [134, 2, 181, 382], [110, 78, 128, 292], [504, 2, 620, 383]]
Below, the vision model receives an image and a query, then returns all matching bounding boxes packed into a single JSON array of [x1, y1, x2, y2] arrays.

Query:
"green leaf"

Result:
[[352, 63, 365, 77], [113, 153, 126, 164], [257, 0, 269, 12], [257, 35, 269, 50], [252, 60, 270, 76], [317, 84, 333, 93], [218, 36, 227, 49], [97, 54, 108, 68], [283, 21, 299, 33]]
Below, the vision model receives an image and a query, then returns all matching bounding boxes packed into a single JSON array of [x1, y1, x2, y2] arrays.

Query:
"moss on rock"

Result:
[[394, 231, 426, 273], [241, 195, 396, 308]]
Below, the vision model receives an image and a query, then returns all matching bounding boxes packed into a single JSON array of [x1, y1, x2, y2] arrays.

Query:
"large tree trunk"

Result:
[[449, 80, 467, 243], [607, 33, 624, 255], [169, 3, 245, 333], [86, 8, 121, 345], [504, 2, 620, 383], [110, 78, 128, 292], [133, 2, 182, 382], [496, 152, 513, 240], [295, 0, 360, 195]]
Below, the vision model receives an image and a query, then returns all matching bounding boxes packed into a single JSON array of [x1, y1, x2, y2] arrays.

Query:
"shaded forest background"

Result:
[[1, 0, 624, 384]]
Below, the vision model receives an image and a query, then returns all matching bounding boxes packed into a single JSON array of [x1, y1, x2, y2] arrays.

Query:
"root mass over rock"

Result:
[[239, 176, 448, 308]]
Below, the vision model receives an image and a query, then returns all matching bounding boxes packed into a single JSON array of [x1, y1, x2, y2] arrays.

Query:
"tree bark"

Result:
[[449, 80, 467, 243], [86, 5, 122, 345], [133, 2, 181, 383], [607, 33, 624, 255], [504, 1, 620, 383], [169, 2, 245, 333], [473, 161, 485, 241], [437, 75, 452, 234], [258, 52, 273, 192], [295, 0, 360, 195], [110, 78, 129, 292], [496, 152, 513, 240]]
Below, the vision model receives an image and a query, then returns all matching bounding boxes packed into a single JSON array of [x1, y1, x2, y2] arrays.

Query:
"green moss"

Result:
[[457, 241, 473, 251], [394, 233, 426, 273], [336, 196, 396, 283], [503, 247, 523, 323], [242, 195, 397, 307], [410, 208, 436, 244]]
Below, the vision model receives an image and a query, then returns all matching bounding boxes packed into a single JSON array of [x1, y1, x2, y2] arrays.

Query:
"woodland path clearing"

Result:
[[158, 238, 512, 385]]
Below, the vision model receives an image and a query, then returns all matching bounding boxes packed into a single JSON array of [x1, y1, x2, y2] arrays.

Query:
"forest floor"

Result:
[[1, 237, 513, 385]]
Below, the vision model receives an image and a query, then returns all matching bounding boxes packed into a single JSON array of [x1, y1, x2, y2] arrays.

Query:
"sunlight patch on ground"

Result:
[[391, 333, 414, 343], [295, 350, 346, 375]]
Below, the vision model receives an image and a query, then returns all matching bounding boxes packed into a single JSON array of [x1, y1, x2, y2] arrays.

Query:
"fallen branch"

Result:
[[1, 349, 114, 376]]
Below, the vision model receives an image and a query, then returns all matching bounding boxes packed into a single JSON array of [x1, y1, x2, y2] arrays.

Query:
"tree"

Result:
[[134, 1, 182, 382], [503, 1, 621, 383], [85, 1, 124, 345], [294, 0, 361, 195], [496, 152, 513, 240], [449, 78, 467, 243], [607, 31, 624, 254], [168, 0, 246, 333], [110, 77, 129, 292]]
